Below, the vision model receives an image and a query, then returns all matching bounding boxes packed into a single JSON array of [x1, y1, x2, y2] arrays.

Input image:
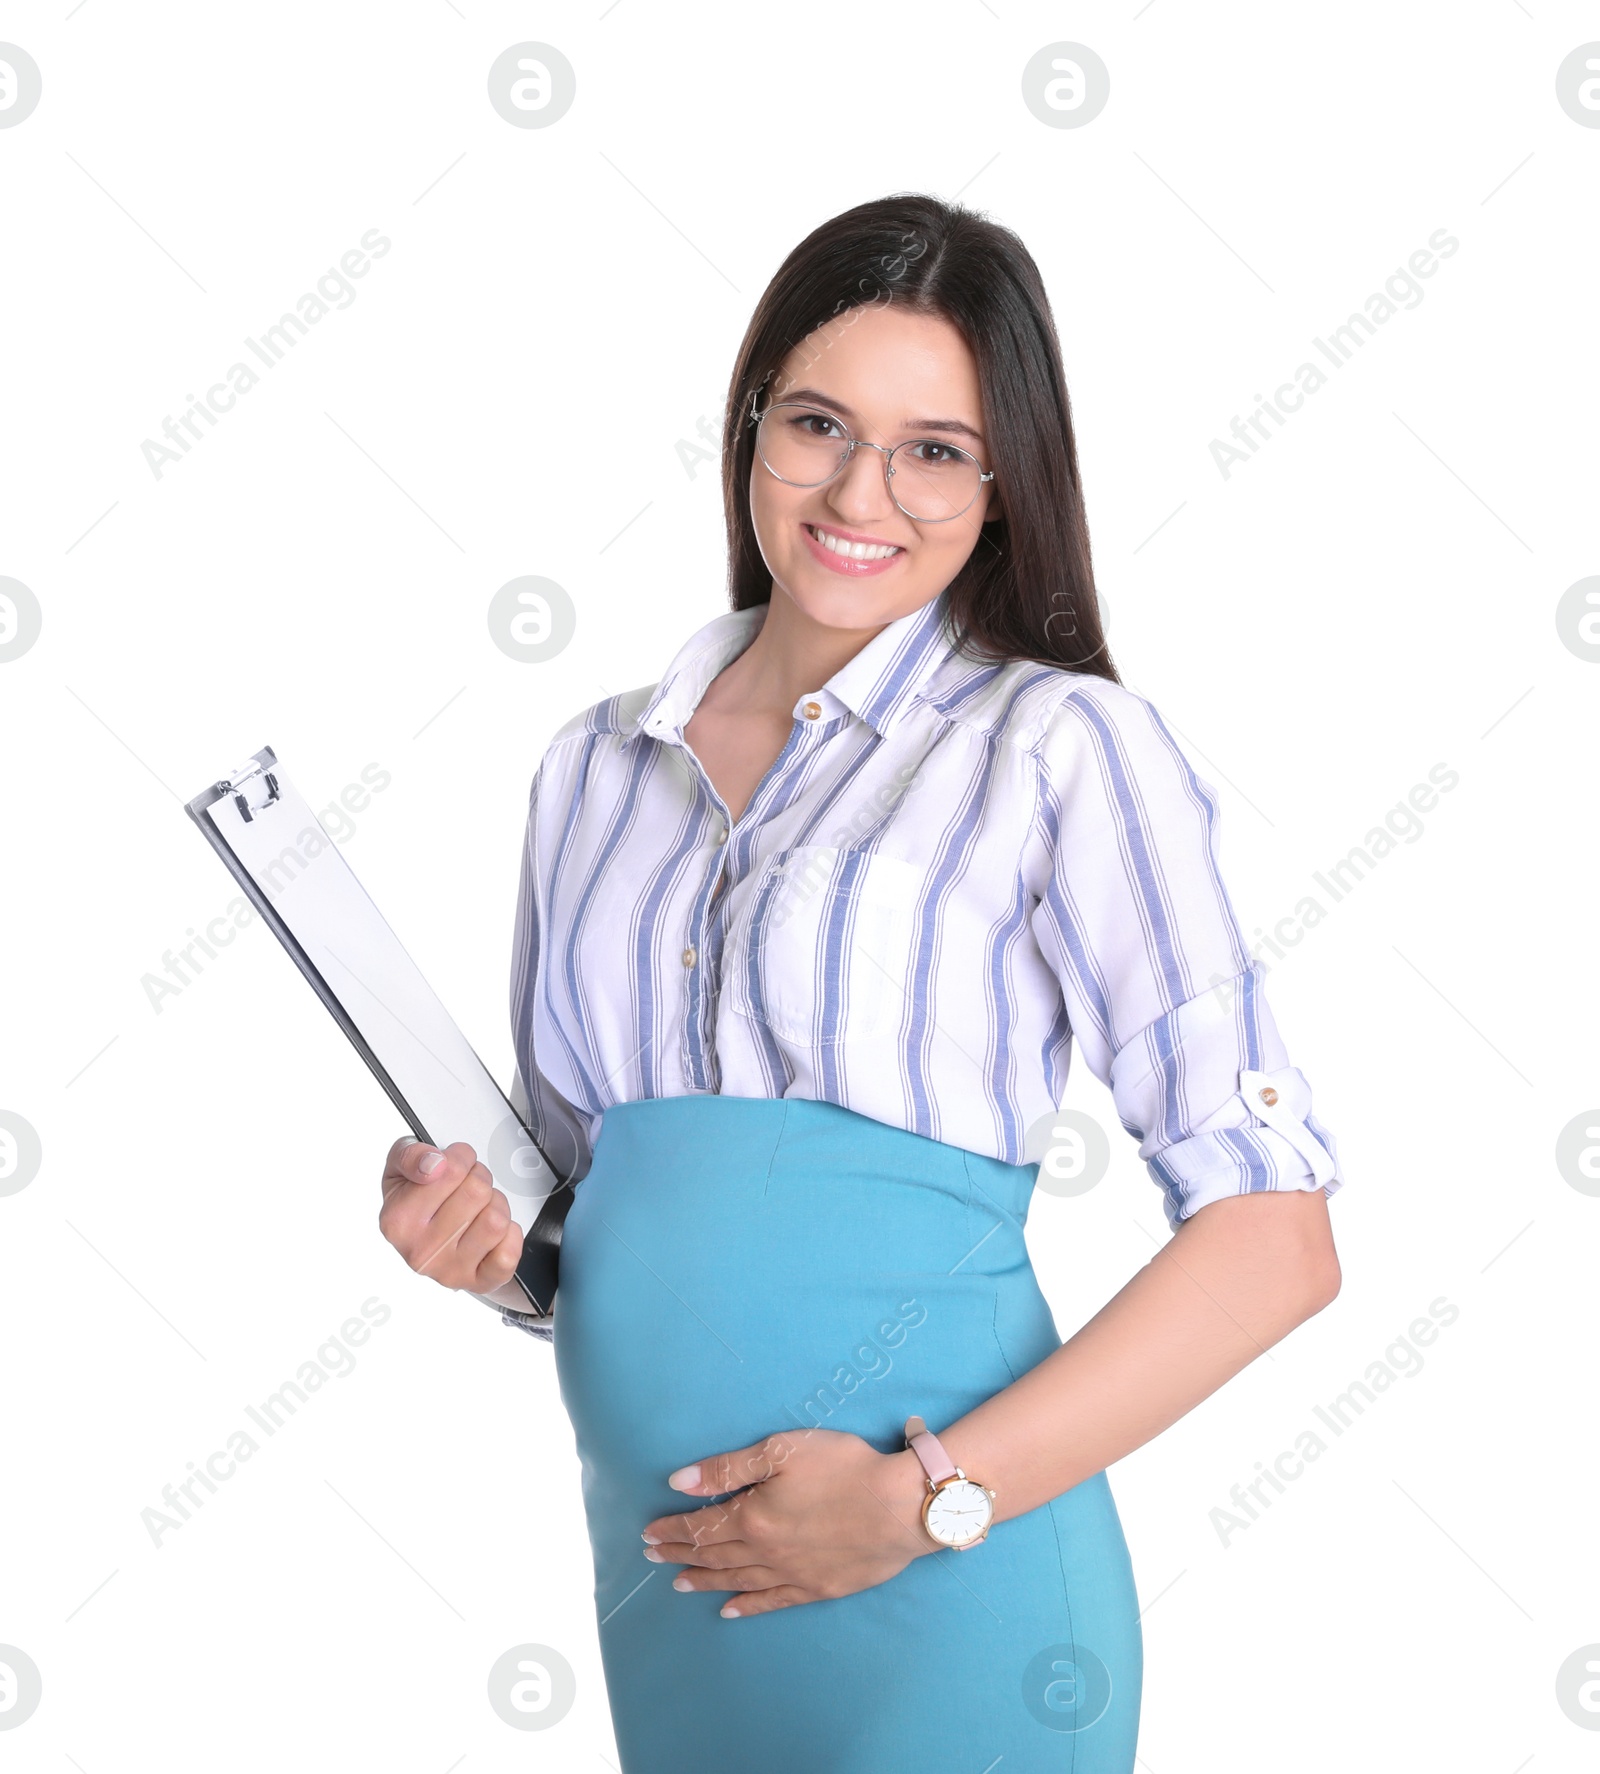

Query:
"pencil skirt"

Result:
[[552, 1094, 1143, 1772]]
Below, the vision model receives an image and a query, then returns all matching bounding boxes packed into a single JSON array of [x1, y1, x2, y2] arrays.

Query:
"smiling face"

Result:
[[747, 303, 998, 634]]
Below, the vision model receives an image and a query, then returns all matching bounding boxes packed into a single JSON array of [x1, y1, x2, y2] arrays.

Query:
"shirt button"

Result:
[[713, 823, 728, 845], [682, 945, 697, 968], [802, 700, 822, 721], [1258, 1087, 1279, 1106]]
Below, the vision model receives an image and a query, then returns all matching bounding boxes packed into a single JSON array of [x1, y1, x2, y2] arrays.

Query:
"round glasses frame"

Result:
[[748, 394, 995, 523]]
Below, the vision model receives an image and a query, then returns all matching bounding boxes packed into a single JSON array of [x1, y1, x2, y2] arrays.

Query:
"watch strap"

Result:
[[903, 1415, 959, 1486]]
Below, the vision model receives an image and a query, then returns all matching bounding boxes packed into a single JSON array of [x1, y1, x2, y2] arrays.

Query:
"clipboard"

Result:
[[184, 745, 571, 1321]]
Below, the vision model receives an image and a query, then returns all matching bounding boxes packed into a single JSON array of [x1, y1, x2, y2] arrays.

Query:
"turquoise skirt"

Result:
[[553, 1095, 1142, 1771]]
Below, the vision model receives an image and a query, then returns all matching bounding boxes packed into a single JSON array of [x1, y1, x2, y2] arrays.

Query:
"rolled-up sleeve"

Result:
[[1028, 681, 1343, 1228]]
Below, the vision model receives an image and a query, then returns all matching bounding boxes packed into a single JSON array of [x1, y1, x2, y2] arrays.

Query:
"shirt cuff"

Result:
[[1146, 1063, 1343, 1228], [470, 1288, 556, 1341]]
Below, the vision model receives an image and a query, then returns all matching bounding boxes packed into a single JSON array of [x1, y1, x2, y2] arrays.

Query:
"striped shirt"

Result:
[[508, 589, 1342, 1232]]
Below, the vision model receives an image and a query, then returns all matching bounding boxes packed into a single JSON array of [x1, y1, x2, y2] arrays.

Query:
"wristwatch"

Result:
[[903, 1415, 995, 1550]]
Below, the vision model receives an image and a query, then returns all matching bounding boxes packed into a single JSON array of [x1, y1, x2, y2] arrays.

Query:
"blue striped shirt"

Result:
[[509, 589, 1342, 1229]]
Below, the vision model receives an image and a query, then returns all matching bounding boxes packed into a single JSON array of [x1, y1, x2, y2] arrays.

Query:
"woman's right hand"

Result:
[[378, 1136, 525, 1294]]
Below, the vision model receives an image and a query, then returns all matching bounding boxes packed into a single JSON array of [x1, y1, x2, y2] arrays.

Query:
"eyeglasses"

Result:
[[748, 395, 995, 523]]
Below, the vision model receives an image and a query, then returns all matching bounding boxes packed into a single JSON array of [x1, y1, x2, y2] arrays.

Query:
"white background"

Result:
[[1, 3, 1596, 1768]]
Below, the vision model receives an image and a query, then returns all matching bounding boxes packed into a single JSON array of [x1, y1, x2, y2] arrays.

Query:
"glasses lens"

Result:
[[756, 404, 850, 486], [889, 440, 985, 522]]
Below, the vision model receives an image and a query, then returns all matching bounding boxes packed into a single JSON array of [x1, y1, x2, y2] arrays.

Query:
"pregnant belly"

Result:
[[551, 1096, 1060, 1539], [544, 1100, 1147, 1774]]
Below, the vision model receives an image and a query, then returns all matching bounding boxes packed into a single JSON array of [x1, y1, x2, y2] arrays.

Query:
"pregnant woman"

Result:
[[378, 193, 1345, 1771]]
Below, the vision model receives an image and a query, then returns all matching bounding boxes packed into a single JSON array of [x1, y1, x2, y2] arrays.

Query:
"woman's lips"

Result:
[[799, 522, 906, 578]]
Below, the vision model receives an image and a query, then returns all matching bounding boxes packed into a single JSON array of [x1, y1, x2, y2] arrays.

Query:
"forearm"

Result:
[[921, 1189, 1341, 1528]]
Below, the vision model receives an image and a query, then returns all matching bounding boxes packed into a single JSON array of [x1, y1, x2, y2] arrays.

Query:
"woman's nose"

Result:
[[826, 443, 897, 522]]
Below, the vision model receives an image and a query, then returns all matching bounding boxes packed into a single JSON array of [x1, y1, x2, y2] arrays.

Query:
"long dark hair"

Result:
[[720, 192, 1117, 684]]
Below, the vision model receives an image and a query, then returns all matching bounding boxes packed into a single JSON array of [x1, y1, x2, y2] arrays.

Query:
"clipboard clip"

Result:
[[217, 752, 281, 824]]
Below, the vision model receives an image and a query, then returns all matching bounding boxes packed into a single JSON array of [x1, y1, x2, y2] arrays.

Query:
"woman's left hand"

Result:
[[640, 1428, 937, 1617]]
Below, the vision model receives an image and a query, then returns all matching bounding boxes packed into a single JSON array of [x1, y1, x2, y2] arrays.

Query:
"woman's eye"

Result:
[[908, 440, 960, 465], [795, 414, 844, 438]]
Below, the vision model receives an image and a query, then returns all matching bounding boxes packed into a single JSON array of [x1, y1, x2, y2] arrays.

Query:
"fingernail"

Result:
[[672, 1576, 692, 1592], [641, 1532, 661, 1544], [643, 1547, 663, 1562], [721, 1605, 740, 1618], [417, 1150, 445, 1176], [667, 1464, 700, 1491]]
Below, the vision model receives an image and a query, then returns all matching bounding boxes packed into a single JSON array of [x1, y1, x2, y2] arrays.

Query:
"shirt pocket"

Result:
[[730, 845, 923, 1045]]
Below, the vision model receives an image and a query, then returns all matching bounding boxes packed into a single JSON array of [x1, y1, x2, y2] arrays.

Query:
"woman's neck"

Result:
[[709, 588, 889, 719]]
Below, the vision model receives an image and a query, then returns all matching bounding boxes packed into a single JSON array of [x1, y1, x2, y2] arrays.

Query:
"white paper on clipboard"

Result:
[[184, 745, 569, 1323]]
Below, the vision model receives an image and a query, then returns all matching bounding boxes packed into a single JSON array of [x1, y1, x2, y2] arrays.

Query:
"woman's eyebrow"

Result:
[[779, 386, 984, 443]]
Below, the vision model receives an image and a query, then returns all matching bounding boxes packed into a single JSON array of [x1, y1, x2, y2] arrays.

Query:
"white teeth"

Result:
[[809, 525, 901, 561]]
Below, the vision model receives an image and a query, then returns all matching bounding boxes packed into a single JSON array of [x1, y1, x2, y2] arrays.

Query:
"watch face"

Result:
[[924, 1478, 992, 1547]]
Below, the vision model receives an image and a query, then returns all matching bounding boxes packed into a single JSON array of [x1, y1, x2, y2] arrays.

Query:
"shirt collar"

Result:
[[626, 605, 767, 747], [822, 590, 962, 736], [624, 592, 962, 748]]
